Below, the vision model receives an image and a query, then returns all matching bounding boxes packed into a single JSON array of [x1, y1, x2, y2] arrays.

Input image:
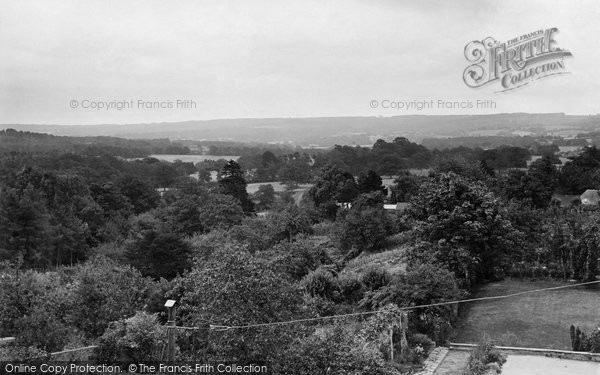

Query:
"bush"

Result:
[[0, 346, 48, 361], [66, 257, 151, 338], [361, 266, 391, 291], [465, 337, 506, 375], [14, 306, 72, 352], [276, 324, 389, 375], [337, 273, 364, 304], [94, 312, 166, 363], [301, 267, 339, 301], [409, 333, 435, 355], [337, 205, 390, 252], [266, 238, 332, 280], [570, 324, 600, 353]]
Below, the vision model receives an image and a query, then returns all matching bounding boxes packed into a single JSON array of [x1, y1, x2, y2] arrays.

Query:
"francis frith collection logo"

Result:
[[463, 28, 572, 92]]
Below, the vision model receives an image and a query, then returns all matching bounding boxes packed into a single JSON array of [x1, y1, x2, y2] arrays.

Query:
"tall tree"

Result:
[[219, 160, 254, 213], [117, 175, 160, 214], [0, 185, 52, 267], [125, 230, 192, 280], [356, 170, 387, 196], [307, 165, 358, 219], [408, 172, 519, 282]]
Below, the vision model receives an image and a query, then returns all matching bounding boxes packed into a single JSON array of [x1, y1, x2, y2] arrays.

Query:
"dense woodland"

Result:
[[1, 130, 600, 373]]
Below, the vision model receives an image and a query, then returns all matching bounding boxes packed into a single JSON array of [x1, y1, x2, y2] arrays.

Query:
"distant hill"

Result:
[[3, 113, 599, 147], [0, 129, 190, 157]]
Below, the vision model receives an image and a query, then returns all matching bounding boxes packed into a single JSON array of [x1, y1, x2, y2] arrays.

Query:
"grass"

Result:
[[453, 279, 600, 350], [343, 247, 407, 275]]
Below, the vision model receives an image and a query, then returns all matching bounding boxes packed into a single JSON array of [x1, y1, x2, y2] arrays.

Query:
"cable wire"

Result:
[[208, 279, 600, 331]]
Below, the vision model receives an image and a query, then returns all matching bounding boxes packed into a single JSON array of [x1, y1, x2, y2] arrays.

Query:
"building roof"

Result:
[[581, 189, 600, 205]]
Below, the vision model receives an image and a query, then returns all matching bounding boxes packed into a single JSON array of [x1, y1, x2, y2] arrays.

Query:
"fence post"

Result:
[[165, 300, 177, 362]]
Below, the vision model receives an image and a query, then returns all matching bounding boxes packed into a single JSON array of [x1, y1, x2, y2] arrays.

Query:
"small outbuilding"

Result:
[[581, 189, 600, 206]]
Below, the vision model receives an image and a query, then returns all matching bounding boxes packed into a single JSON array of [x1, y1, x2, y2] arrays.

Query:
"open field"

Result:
[[453, 279, 600, 350]]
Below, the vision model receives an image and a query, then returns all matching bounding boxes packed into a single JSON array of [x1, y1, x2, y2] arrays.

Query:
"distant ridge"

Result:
[[3, 113, 599, 147]]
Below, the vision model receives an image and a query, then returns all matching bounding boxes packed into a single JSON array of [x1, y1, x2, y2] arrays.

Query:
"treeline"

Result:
[[421, 135, 539, 150], [0, 152, 203, 267], [0, 129, 190, 157], [202, 141, 304, 157], [237, 137, 534, 184]]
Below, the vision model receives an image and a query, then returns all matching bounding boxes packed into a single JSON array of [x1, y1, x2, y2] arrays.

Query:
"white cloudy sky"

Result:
[[0, 0, 598, 124]]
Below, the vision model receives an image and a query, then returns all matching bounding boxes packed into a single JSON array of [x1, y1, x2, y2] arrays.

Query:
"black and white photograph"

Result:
[[1, 1, 600, 374]]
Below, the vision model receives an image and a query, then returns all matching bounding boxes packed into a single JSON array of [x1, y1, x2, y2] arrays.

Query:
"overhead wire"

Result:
[[205, 279, 600, 331]]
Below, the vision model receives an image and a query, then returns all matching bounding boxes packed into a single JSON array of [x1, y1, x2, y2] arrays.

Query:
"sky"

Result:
[[0, 0, 599, 125]]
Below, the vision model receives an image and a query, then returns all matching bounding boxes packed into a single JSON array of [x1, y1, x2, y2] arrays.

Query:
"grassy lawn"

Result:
[[453, 279, 600, 350]]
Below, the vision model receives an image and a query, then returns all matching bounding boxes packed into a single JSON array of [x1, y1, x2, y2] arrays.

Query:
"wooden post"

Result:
[[389, 327, 394, 361], [400, 312, 409, 360], [165, 300, 176, 362]]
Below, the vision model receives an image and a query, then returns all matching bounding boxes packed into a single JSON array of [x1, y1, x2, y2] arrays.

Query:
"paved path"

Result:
[[413, 347, 449, 375], [502, 355, 600, 375], [433, 349, 470, 375]]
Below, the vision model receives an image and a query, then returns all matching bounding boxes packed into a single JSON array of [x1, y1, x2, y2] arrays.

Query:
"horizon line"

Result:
[[2, 112, 600, 127]]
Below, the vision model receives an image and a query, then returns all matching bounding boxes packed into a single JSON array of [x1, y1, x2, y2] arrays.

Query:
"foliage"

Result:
[[0, 345, 48, 361], [116, 175, 161, 214], [407, 172, 519, 281], [307, 165, 358, 219], [253, 184, 276, 211], [219, 160, 254, 213], [95, 312, 166, 362], [361, 263, 465, 343], [465, 337, 506, 375], [275, 324, 389, 375], [279, 157, 312, 184], [337, 194, 390, 253], [389, 170, 421, 203], [125, 230, 192, 280], [265, 238, 333, 281], [570, 324, 600, 353], [361, 266, 392, 292], [557, 146, 600, 194], [499, 157, 557, 208], [301, 267, 340, 301], [357, 170, 387, 196], [542, 211, 600, 281], [174, 247, 311, 362], [14, 305, 73, 352], [161, 193, 244, 236], [65, 257, 151, 338]]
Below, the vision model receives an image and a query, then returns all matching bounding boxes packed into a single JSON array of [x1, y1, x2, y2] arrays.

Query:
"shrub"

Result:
[[337, 273, 364, 304], [410, 333, 435, 355], [14, 306, 72, 352], [361, 266, 391, 291], [94, 312, 166, 363], [465, 337, 506, 375], [276, 324, 389, 375], [301, 267, 339, 301], [266, 238, 332, 280], [0, 346, 48, 361], [570, 324, 600, 353]]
